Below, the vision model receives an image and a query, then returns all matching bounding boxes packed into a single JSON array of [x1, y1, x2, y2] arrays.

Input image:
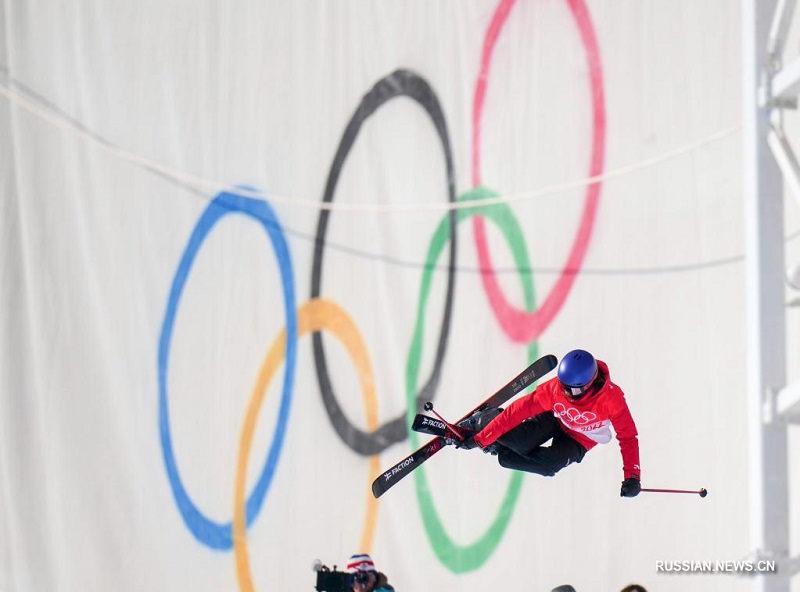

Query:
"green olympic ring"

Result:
[[406, 186, 539, 572]]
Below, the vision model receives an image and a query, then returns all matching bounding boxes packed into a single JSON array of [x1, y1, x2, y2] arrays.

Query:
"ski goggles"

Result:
[[560, 373, 598, 399]]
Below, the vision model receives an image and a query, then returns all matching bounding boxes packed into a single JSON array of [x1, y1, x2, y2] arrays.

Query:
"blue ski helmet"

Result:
[[557, 349, 598, 398]]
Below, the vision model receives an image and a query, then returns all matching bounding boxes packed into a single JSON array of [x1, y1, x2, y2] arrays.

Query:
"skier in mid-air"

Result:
[[458, 349, 642, 498]]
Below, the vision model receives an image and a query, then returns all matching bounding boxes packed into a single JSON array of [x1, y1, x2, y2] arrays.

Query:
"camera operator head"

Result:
[[346, 554, 394, 592]]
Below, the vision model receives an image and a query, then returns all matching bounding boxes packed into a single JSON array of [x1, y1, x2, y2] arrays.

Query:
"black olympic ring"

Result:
[[311, 69, 457, 455]]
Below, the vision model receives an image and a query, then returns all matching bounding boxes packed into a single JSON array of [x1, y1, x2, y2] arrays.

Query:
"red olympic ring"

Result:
[[471, 0, 606, 342]]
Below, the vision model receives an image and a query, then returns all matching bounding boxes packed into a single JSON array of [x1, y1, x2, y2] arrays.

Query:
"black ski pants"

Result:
[[494, 412, 587, 477]]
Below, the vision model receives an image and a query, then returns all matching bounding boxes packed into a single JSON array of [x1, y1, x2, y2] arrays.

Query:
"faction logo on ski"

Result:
[[421, 417, 446, 430], [383, 456, 415, 481]]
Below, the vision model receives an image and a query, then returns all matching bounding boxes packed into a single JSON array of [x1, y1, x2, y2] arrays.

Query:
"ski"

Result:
[[411, 413, 450, 438], [371, 354, 557, 498]]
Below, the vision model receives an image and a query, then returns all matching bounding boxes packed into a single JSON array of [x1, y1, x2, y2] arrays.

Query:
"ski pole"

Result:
[[640, 487, 708, 498], [422, 402, 466, 441]]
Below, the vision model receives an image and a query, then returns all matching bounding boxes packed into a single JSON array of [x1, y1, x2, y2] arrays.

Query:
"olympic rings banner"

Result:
[[1, 2, 751, 591]]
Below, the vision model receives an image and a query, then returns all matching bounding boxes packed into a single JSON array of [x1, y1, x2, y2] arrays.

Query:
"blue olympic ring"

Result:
[[158, 190, 297, 550]]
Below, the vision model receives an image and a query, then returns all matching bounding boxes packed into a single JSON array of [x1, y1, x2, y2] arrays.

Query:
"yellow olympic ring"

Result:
[[234, 298, 381, 591]]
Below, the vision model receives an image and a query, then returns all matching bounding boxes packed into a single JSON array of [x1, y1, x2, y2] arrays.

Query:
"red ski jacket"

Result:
[[474, 360, 641, 480]]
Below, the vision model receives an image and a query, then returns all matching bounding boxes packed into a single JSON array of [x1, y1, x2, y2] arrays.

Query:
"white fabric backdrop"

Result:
[[1, 1, 795, 591]]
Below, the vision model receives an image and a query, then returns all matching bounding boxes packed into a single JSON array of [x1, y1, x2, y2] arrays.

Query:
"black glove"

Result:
[[620, 476, 641, 498], [455, 434, 479, 450]]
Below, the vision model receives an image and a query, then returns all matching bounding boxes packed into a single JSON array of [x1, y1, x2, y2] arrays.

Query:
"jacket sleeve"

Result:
[[474, 388, 546, 447], [609, 399, 641, 480]]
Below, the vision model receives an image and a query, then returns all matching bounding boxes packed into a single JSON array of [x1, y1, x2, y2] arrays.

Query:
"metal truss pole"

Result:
[[743, 0, 796, 590]]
